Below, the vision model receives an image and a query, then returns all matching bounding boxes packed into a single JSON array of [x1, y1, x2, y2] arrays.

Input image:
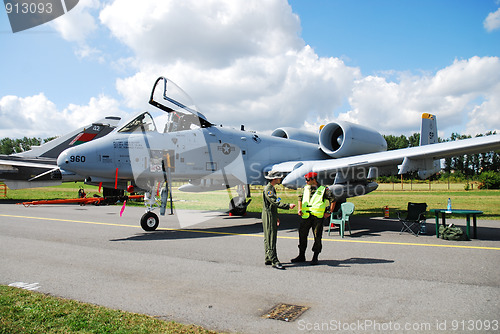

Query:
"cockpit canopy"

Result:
[[149, 76, 212, 133], [118, 112, 157, 133], [117, 77, 213, 134], [164, 110, 203, 132]]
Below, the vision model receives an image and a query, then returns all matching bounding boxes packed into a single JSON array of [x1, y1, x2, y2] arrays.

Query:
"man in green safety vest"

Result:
[[291, 172, 336, 265], [262, 170, 296, 269]]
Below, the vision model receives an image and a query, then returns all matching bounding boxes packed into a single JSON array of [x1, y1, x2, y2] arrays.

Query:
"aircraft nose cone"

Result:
[[57, 149, 70, 169]]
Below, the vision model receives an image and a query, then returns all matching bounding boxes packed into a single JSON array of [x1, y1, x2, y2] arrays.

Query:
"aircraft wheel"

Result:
[[141, 212, 159, 231], [229, 196, 249, 216], [229, 207, 247, 216]]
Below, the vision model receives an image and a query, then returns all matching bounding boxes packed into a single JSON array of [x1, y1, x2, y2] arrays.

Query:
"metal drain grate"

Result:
[[262, 303, 309, 322]]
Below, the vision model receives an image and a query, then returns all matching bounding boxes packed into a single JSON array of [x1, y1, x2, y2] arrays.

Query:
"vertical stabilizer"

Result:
[[420, 113, 437, 145], [399, 113, 441, 179], [13, 116, 121, 159], [417, 113, 440, 178]]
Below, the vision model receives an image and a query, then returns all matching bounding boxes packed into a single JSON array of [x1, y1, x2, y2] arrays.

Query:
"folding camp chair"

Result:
[[397, 202, 427, 236], [328, 202, 355, 237]]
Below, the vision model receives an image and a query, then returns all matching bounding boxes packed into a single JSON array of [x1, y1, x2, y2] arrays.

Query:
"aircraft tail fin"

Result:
[[420, 113, 437, 146], [399, 113, 441, 179], [416, 113, 440, 178], [13, 116, 121, 159]]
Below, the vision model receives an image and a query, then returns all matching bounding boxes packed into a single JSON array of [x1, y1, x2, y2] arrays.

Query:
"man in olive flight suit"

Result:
[[262, 171, 296, 269], [292, 172, 336, 265]]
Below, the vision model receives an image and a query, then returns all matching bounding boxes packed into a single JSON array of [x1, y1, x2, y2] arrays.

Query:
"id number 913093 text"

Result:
[[450, 319, 498, 331], [5, 2, 53, 14]]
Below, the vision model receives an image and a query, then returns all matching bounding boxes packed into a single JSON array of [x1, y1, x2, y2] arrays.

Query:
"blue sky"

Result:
[[1, 0, 500, 139], [290, 0, 500, 73]]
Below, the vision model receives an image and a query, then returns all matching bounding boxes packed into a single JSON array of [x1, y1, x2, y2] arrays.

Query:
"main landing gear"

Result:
[[229, 184, 252, 216]]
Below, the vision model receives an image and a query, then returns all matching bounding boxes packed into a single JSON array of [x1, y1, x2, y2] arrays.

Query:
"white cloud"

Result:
[[467, 87, 500, 136], [1, 94, 59, 138], [427, 57, 500, 96], [50, 0, 103, 61], [113, 46, 361, 132], [333, 57, 500, 136], [484, 7, 500, 32], [100, 0, 303, 68], [61, 94, 126, 129], [100, 0, 360, 131], [0, 94, 125, 139], [52, 0, 100, 43]]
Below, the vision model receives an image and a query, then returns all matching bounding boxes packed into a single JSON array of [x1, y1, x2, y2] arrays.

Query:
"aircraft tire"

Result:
[[141, 212, 159, 231], [229, 196, 249, 216], [229, 207, 247, 216]]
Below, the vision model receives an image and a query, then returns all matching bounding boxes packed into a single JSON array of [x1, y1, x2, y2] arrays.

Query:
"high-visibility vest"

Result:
[[301, 185, 328, 219]]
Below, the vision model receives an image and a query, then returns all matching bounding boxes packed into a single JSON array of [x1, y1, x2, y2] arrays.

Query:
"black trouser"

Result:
[[298, 215, 323, 254]]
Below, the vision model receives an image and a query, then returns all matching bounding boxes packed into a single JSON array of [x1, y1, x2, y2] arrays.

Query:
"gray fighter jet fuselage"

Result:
[[57, 111, 329, 190]]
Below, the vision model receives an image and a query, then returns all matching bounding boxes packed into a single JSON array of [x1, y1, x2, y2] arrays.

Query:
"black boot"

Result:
[[310, 252, 319, 265], [291, 252, 306, 263]]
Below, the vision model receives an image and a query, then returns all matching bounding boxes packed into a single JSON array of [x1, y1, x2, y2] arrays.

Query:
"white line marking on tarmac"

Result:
[[8, 282, 41, 291]]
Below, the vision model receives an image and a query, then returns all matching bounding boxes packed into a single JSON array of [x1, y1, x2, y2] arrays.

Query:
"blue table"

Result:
[[430, 209, 483, 239]]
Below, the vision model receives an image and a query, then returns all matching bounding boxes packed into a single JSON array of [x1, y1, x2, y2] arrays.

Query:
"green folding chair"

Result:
[[328, 202, 355, 237]]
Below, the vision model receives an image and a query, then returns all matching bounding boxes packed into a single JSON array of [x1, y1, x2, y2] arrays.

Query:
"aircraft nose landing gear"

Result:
[[141, 211, 159, 231]]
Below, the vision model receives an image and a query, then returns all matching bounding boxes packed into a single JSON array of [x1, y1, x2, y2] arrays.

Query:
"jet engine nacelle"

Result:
[[329, 181, 379, 200], [319, 121, 387, 158], [271, 127, 318, 144]]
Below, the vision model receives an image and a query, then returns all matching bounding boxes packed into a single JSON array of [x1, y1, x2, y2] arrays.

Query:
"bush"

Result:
[[376, 175, 400, 183], [438, 171, 467, 183], [478, 171, 500, 189]]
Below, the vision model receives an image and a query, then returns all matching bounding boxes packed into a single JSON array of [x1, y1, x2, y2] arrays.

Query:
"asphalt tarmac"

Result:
[[1, 203, 499, 333]]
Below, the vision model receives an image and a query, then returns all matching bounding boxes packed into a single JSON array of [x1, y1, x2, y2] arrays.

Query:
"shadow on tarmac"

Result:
[[109, 221, 265, 242], [282, 257, 395, 269], [110, 211, 500, 242]]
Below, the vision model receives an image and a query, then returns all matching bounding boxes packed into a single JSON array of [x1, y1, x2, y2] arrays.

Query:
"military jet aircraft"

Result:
[[0, 116, 120, 190], [56, 76, 500, 231]]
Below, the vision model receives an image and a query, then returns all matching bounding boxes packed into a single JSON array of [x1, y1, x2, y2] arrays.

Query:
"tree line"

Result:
[[0, 137, 56, 155]]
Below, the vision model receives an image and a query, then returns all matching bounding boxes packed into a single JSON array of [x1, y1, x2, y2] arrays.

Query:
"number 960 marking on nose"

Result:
[[69, 155, 86, 163]]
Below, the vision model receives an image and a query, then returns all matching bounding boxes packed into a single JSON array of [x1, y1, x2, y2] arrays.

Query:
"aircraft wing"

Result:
[[0, 156, 56, 169], [276, 134, 500, 188], [0, 156, 60, 189]]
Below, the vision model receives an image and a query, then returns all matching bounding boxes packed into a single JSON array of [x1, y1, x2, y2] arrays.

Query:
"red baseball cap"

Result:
[[304, 172, 317, 179]]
